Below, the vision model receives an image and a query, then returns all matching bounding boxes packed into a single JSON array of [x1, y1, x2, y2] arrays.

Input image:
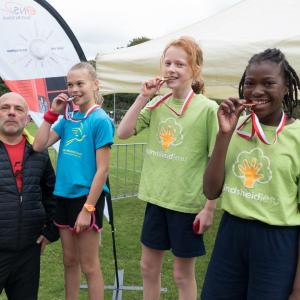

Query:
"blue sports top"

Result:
[[53, 108, 114, 198]]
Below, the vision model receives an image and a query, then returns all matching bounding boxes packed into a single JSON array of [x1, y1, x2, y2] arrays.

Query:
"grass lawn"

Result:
[[35, 200, 222, 300], [0, 122, 222, 300]]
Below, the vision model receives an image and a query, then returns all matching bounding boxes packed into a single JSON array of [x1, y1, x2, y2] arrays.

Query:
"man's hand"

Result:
[[36, 235, 50, 255]]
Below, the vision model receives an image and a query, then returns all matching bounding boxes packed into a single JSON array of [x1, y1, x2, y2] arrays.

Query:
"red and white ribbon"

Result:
[[236, 111, 286, 145], [147, 89, 195, 117], [64, 103, 100, 122]]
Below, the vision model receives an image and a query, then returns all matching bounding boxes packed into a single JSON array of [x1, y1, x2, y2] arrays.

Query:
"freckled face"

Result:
[[162, 46, 193, 94]]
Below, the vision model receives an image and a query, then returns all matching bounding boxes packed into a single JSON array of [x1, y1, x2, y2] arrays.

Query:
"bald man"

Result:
[[0, 92, 58, 300]]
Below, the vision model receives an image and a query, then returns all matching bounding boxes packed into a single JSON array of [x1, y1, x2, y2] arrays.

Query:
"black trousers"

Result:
[[0, 244, 41, 300]]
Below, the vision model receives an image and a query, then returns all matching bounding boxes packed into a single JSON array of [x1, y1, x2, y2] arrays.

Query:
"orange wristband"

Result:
[[83, 203, 95, 212]]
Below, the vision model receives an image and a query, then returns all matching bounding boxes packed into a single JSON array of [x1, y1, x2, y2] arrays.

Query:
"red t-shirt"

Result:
[[4, 136, 26, 192]]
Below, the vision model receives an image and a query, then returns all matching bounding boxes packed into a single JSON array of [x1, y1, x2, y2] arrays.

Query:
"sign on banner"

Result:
[[0, 0, 85, 114]]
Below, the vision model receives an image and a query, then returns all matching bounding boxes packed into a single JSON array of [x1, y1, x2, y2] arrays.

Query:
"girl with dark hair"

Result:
[[201, 48, 300, 300]]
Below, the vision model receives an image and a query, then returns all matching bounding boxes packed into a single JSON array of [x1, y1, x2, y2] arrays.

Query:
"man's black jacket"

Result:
[[0, 140, 58, 251]]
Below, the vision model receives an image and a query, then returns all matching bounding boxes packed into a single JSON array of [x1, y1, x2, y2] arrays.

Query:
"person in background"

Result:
[[0, 92, 58, 300], [118, 36, 218, 300]]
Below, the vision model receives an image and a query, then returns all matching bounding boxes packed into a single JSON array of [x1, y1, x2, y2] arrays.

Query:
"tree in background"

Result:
[[0, 78, 10, 96], [127, 37, 150, 47], [102, 37, 151, 123], [89, 59, 96, 69]]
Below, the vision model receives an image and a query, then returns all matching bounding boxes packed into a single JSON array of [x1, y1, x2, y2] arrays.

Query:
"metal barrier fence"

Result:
[[109, 143, 146, 200], [49, 143, 146, 200]]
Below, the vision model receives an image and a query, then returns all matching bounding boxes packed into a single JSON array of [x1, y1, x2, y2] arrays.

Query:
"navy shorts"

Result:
[[141, 203, 205, 258], [54, 193, 105, 232], [201, 211, 299, 300]]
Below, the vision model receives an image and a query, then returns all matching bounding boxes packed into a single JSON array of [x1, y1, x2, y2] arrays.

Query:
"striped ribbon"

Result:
[[64, 102, 100, 122], [236, 111, 286, 145], [147, 89, 195, 117]]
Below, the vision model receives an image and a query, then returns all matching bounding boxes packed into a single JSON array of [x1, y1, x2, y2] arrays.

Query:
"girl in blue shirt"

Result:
[[33, 62, 114, 300]]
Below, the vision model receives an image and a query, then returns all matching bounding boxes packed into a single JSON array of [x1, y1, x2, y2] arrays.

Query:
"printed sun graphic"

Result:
[[0, 1, 80, 81], [12, 24, 69, 69], [232, 148, 272, 188]]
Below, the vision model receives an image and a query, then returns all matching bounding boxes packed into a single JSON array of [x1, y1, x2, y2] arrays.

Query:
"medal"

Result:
[[147, 89, 195, 117], [64, 99, 100, 122], [236, 111, 286, 145]]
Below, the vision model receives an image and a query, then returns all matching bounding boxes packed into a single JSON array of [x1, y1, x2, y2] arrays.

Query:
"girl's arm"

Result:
[[203, 97, 246, 200], [203, 132, 232, 199], [74, 145, 110, 233], [193, 199, 217, 234], [117, 77, 162, 139], [33, 121, 60, 151], [117, 94, 150, 139], [33, 93, 68, 151]]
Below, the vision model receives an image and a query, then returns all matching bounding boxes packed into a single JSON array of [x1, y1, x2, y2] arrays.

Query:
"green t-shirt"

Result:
[[136, 93, 218, 213], [221, 117, 300, 226]]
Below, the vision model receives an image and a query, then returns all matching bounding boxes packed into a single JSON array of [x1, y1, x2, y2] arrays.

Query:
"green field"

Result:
[[0, 123, 222, 300]]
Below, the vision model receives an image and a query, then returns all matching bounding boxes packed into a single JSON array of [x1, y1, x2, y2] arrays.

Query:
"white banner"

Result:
[[0, 0, 85, 112], [0, 0, 111, 220]]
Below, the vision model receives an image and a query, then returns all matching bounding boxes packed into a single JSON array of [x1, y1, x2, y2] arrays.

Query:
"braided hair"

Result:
[[238, 48, 300, 117]]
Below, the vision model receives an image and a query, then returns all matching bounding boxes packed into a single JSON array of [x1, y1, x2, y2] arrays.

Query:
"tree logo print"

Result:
[[157, 118, 183, 151], [232, 148, 272, 188]]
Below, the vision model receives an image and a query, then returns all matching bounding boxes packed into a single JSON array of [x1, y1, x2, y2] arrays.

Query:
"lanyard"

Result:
[[236, 111, 286, 145], [147, 89, 195, 117], [64, 102, 100, 122]]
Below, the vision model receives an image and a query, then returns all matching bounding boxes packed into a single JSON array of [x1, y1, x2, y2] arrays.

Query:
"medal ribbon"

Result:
[[64, 103, 100, 122], [147, 89, 195, 117], [236, 111, 286, 145]]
